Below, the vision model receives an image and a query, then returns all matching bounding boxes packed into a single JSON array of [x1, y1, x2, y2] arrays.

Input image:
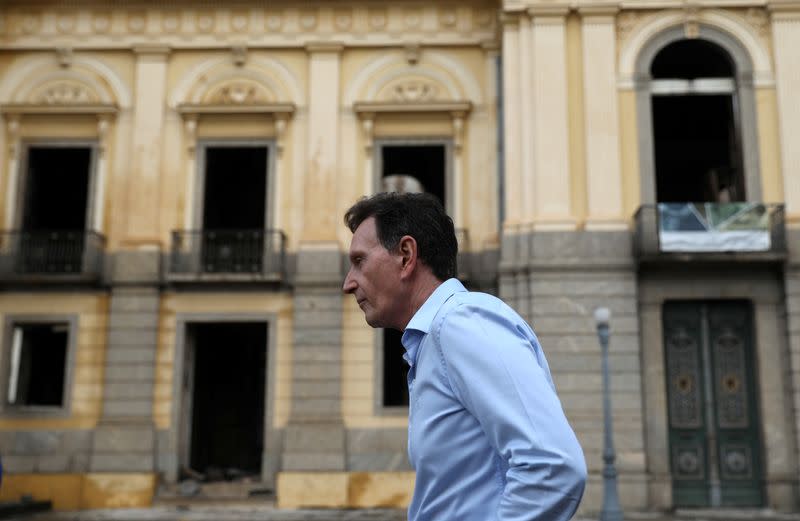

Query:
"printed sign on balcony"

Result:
[[658, 203, 770, 252]]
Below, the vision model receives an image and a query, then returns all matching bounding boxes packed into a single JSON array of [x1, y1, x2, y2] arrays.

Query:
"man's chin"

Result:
[[364, 313, 385, 329]]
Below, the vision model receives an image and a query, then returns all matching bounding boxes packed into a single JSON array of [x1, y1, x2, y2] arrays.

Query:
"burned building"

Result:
[[0, 0, 799, 514]]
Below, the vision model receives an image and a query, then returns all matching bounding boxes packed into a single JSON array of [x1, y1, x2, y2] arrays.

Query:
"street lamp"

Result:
[[594, 307, 624, 521]]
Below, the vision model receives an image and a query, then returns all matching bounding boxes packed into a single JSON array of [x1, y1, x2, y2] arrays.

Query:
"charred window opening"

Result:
[[186, 322, 267, 481], [378, 144, 445, 407], [18, 147, 92, 273], [650, 40, 744, 203], [23, 147, 91, 231], [7, 323, 69, 407], [382, 328, 409, 407], [380, 144, 446, 206], [201, 146, 268, 273]]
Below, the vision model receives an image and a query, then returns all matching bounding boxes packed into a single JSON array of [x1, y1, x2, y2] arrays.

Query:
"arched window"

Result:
[[634, 26, 762, 206], [650, 39, 743, 203]]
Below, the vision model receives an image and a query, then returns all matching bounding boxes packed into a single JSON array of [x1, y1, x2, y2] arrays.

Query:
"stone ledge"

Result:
[[276, 471, 414, 509]]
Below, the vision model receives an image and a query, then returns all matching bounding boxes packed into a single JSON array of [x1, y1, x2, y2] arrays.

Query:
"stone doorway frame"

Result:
[[638, 267, 796, 510], [165, 312, 281, 489]]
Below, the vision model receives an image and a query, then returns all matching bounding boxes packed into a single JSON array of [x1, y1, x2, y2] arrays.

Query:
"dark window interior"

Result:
[[23, 147, 91, 230], [651, 40, 743, 203], [383, 328, 409, 407], [651, 39, 735, 79], [653, 95, 742, 202], [203, 146, 268, 230], [189, 322, 266, 480], [9, 323, 68, 407], [381, 145, 446, 205]]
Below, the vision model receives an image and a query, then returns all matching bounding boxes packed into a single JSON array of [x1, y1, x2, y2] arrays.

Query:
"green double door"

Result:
[[663, 300, 763, 507]]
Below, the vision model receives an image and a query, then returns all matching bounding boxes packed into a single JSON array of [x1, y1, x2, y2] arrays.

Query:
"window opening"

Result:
[[382, 328, 409, 407], [185, 322, 267, 482], [381, 145, 446, 205], [378, 143, 446, 408], [18, 147, 92, 273], [7, 323, 69, 407], [23, 147, 91, 231], [201, 146, 268, 273], [650, 40, 744, 203]]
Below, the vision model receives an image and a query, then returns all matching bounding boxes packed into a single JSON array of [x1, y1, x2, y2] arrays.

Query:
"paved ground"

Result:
[[8, 506, 800, 521]]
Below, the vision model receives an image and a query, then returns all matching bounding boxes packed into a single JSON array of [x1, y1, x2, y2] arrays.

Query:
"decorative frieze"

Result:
[[32, 81, 95, 105], [0, 5, 497, 47]]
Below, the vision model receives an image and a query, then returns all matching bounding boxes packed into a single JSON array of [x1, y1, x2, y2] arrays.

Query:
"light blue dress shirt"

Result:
[[401, 278, 587, 520]]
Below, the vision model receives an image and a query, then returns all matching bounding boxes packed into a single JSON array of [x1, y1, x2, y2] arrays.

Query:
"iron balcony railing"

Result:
[[169, 229, 287, 280], [634, 203, 786, 261], [0, 230, 106, 279]]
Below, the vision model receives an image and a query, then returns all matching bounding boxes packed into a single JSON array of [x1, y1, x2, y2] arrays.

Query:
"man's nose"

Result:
[[342, 270, 356, 294]]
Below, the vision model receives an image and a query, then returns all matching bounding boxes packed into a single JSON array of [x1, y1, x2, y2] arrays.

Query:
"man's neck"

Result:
[[401, 275, 444, 330]]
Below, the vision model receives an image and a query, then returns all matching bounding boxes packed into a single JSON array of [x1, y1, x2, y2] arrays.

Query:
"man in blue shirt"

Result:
[[343, 193, 587, 520]]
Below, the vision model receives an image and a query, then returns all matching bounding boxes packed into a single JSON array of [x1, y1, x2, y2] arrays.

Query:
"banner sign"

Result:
[[658, 203, 770, 252]]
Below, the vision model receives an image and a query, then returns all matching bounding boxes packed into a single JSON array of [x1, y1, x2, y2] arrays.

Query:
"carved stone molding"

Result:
[[2, 5, 497, 47], [354, 101, 472, 152], [204, 81, 275, 105], [5, 115, 20, 156], [744, 7, 771, 38], [383, 80, 441, 103], [176, 103, 295, 155], [616, 10, 646, 47], [32, 82, 96, 105]]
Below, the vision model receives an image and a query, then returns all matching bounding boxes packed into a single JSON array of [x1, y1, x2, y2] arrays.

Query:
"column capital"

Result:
[[131, 44, 171, 57], [768, 0, 800, 16], [306, 42, 344, 54], [500, 10, 525, 27], [527, 5, 570, 19], [578, 4, 620, 19]]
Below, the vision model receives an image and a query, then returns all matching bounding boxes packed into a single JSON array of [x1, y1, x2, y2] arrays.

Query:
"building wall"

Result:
[[0, 0, 798, 514]]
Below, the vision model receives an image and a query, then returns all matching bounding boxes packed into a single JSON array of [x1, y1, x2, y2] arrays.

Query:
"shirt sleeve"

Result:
[[436, 301, 587, 521]]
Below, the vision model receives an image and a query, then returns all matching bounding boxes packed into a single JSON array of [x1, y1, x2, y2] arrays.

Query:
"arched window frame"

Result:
[[635, 26, 762, 205]]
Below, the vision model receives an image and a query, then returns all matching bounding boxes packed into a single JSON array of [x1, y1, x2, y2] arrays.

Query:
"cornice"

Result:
[[768, 0, 800, 18], [305, 42, 345, 54], [527, 5, 571, 17], [176, 103, 295, 116], [354, 101, 472, 116], [0, 5, 499, 50], [577, 4, 621, 16], [0, 103, 118, 116]]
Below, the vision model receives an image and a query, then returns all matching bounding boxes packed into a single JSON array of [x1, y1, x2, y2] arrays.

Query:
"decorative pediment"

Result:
[[202, 80, 276, 105], [30, 80, 99, 105]]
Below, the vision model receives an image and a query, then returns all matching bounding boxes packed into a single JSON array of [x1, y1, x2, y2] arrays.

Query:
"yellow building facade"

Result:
[[0, 0, 799, 514]]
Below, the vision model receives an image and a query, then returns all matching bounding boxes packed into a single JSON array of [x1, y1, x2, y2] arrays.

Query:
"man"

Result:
[[343, 192, 587, 520]]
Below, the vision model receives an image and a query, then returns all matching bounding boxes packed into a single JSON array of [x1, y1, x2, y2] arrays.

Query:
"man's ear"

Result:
[[397, 235, 417, 278]]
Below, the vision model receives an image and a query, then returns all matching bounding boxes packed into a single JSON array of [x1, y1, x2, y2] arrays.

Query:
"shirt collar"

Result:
[[401, 278, 467, 366]]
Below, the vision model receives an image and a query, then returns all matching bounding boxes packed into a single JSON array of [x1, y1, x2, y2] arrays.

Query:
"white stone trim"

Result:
[[0, 55, 130, 108], [168, 56, 303, 108], [618, 9, 774, 89]]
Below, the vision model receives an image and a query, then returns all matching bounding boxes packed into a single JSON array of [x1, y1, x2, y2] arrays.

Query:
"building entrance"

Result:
[[181, 322, 267, 482], [663, 300, 763, 507]]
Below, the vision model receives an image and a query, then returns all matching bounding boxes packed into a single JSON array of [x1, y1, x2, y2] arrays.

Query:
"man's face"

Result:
[[343, 217, 404, 329]]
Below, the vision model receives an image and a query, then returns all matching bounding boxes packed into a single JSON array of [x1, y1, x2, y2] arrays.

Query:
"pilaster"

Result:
[[580, 8, 625, 231], [302, 43, 342, 242], [501, 13, 523, 224], [529, 9, 574, 229], [124, 45, 170, 244], [90, 251, 161, 473], [770, 7, 800, 222], [283, 246, 346, 472]]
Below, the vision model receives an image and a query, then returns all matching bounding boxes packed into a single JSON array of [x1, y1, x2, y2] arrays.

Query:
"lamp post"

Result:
[[594, 307, 624, 521]]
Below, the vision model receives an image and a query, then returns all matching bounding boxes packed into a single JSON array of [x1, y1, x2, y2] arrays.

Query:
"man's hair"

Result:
[[344, 192, 458, 281]]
